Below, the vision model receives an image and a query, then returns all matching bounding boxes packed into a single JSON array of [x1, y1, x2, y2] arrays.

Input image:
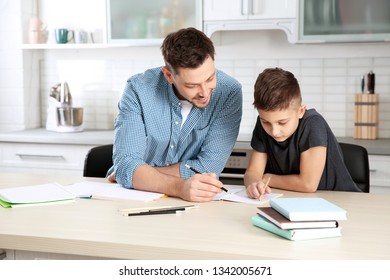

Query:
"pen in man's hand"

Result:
[[184, 164, 229, 193]]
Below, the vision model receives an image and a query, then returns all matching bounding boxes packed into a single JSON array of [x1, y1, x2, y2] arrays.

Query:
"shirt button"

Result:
[[175, 121, 179, 125], [170, 145, 174, 149]]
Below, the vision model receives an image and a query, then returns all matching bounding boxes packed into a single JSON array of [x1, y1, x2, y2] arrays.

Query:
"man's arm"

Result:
[[132, 164, 224, 202]]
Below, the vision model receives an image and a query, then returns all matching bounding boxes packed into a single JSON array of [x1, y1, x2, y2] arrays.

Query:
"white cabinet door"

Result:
[[203, 0, 247, 21], [0, 143, 95, 176], [369, 155, 390, 193], [203, 0, 296, 21], [249, 0, 296, 19]]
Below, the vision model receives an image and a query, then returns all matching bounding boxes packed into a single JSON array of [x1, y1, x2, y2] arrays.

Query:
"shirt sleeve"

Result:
[[113, 80, 147, 188], [298, 114, 329, 153], [180, 81, 243, 178], [250, 117, 267, 153]]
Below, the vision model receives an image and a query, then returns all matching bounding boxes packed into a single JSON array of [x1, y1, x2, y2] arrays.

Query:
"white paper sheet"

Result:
[[213, 186, 282, 204], [64, 181, 165, 202]]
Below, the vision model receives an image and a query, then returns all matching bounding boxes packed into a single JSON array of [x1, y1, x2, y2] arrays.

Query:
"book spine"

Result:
[[269, 200, 291, 220], [252, 215, 293, 240]]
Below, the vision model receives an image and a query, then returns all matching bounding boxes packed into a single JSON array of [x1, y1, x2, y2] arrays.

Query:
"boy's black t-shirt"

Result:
[[251, 108, 361, 192]]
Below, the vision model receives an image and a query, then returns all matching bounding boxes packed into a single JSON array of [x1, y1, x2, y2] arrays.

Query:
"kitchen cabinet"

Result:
[[21, 0, 202, 49], [369, 155, 390, 194], [203, 0, 298, 43], [0, 143, 95, 176], [203, 0, 296, 21], [107, 0, 202, 45], [299, 0, 390, 43]]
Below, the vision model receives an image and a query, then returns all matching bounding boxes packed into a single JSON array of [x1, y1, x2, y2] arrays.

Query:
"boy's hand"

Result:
[[246, 180, 271, 200]]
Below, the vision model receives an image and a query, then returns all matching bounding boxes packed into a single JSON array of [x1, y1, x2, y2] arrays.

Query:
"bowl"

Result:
[[57, 107, 83, 126]]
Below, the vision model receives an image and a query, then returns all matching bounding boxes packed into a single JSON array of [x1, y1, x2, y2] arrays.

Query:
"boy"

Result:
[[244, 68, 360, 199]]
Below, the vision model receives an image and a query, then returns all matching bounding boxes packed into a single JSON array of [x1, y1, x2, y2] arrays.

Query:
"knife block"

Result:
[[354, 94, 379, 139]]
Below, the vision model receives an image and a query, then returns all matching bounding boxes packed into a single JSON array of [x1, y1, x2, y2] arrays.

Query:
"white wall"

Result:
[[1, 0, 389, 140], [36, 30, 390, 139]]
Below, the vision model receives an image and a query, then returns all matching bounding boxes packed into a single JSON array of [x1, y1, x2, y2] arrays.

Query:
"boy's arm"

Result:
[[244, 150, 271, 199], [265, 146, 327, 192]]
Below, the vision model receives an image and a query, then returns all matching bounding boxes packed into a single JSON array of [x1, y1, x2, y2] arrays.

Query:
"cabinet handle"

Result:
[[241, 0, 249, 15], [250, 0, 263, 15], [369, 169, 377, 172], [16, 153, 65, 160]]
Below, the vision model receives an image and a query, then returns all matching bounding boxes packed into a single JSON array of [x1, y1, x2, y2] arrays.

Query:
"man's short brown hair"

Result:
[[161, 27, 215, 75]]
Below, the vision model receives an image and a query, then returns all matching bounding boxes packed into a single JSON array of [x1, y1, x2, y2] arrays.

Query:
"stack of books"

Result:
[[252, 198, 347, 241]]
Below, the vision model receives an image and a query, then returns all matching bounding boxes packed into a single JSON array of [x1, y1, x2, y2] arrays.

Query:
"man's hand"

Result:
[[107, 171, 116, 183], [180, 173, 224, 202]]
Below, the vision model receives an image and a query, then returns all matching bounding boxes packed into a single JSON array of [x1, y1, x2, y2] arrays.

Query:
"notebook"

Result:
[[0, 183, 76, 208], [252, 214, 342, 241], [213, 187, 282, 204], [64, 181, 165, 202], [257, 207, 338, 229], [269, 197, 347, 221]]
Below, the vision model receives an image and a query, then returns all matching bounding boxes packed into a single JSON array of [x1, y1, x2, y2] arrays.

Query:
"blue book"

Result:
[[252, 215, 342, 241], [269, 198, 347, 221]]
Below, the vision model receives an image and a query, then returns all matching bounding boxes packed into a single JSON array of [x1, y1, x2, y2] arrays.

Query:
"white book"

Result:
[[269, 197, 347, 221]]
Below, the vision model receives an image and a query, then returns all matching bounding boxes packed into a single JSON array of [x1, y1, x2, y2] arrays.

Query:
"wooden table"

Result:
[[1, 172, 389, 260]]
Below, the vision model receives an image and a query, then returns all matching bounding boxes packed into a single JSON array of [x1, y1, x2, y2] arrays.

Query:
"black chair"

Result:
[[339, 142, 370, 193], [83, 144, 113, 178]]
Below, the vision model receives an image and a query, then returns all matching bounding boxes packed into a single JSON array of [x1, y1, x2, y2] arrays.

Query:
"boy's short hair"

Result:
[[253, 68, 301, 111], [161, 27, 215, 75]]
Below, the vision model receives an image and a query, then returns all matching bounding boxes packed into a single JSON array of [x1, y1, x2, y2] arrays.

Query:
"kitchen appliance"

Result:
[[46, 81, 84, 132], [220, 142, 252, 185]]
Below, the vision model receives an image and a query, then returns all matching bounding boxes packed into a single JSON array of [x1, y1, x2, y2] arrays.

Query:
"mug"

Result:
[[55, 28, 74, 44], [29, 30, 48, 44], [74, 30, 88, 44], [29, 17, 47, 32]]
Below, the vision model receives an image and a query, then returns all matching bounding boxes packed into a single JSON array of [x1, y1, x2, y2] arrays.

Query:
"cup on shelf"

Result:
[[28, 17, 48, 44], [29, 30, 49, 44], [55, 28, 74, 44], [74, 30, 89, 44], [90, 29, 103, 44]]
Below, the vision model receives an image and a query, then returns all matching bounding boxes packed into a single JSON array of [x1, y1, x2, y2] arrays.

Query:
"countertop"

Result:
[[0, 128, 114, 145], [0, 128, 389, 155]]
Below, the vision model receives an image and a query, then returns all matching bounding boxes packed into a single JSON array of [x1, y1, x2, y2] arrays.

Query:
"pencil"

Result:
[[184, 164, 228, 193], [264, 175, 272, 189]]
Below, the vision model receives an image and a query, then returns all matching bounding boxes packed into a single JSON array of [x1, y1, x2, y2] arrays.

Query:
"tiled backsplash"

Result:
[[38, 55, 390, 140]]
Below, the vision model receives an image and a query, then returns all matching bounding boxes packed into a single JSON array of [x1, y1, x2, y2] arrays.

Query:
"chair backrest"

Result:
[[338, 142, 370, 193], [83, 144, 113, 178]]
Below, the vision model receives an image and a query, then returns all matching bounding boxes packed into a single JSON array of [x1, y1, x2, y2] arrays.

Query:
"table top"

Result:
[[1, 172, 389, 260]]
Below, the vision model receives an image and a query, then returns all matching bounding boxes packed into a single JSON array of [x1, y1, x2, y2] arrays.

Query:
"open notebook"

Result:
[[63, 181, 165, 202], [0, 181, 166, 208], [213, 186, 282, 204]]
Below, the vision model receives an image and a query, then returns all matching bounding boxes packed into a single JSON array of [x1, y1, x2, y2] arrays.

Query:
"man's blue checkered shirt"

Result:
[[112, 67, 242, 188]]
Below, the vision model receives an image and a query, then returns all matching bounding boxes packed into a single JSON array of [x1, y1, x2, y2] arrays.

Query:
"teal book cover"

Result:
[[251, 215, 342, 241], [269, 197, 347, 221]]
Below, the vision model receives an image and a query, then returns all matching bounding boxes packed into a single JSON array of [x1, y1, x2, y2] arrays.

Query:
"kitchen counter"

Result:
[[0, 129, 388, 155], [237, 137, 390, 156], [0, 128, 114, 145]]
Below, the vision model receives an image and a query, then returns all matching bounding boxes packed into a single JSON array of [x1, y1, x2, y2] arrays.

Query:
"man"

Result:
[[108, 28, 242, 202]]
